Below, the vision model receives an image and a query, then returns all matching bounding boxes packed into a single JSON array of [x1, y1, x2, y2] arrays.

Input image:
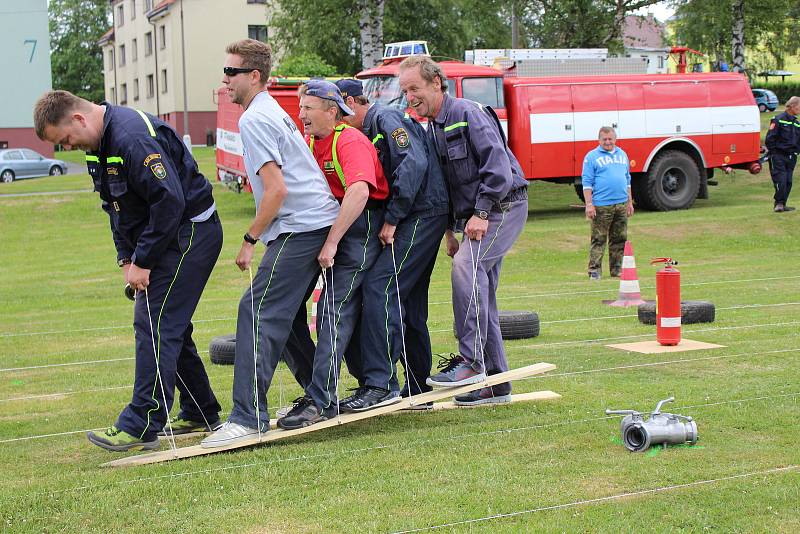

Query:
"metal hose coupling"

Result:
[[605, 397, 698, 452]]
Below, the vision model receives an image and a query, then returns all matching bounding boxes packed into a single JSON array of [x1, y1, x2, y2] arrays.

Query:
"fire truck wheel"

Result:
[[454, 311, 540, 340], [637, 300, 715, 325], [209, 334, 236, 365], [642, 150, 700, 211]]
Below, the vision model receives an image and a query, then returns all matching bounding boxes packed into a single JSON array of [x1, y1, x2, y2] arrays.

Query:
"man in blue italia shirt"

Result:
[[582, 126, 634, 280]]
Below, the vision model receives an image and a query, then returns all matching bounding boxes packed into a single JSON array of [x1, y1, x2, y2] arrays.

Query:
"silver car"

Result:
[[0, 148, 67, 183]]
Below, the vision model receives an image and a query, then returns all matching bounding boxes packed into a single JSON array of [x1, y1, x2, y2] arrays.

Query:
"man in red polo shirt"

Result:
[[278, 80, 392, 428]]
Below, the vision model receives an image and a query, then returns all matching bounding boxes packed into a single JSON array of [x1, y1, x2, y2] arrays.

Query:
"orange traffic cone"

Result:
[[308, 274, 324, 332], [604, 241, 646, 307]]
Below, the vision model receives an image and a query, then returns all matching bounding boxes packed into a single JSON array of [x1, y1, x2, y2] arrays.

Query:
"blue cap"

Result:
[[335, 79, 364, 99], [304, 80, 354, 116]]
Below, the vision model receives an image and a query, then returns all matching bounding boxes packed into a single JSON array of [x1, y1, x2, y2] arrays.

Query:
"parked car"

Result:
[[752, 88, 779, 112], [0, 149, 67, 183]]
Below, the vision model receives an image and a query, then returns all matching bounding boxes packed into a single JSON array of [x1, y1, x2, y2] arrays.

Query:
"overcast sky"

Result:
[[635, 2, 676, 23]]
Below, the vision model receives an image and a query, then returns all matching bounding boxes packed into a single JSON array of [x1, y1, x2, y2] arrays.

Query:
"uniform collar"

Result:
[[97, 102, 114, 153], [431, 93, 452, 126], [363, 104, 378, 135]]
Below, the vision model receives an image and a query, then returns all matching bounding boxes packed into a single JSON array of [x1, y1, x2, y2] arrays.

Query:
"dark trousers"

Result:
[[359, 214, 448, 395], [769, 153, 796, 205], [117, 215, 223, 440], [307, 208, 383, 410], [228, 227, 330, 430]]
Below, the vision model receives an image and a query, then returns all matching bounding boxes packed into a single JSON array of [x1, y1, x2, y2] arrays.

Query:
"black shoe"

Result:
[[283, 395, 314, 419], [339, 386, 401, 413], [277, 400, 331, 430], [783, 205, 796, 211]]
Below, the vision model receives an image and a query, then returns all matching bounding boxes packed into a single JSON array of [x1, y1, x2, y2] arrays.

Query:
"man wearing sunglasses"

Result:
[[202, 39, 340, 448]]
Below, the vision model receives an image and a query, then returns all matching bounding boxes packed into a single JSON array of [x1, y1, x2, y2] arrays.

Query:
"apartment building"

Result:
[[100, 0, 270, 144]]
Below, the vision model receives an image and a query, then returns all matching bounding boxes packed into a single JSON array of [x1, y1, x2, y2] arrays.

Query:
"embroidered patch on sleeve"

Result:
[[150, 162, 167, 180], [391, 127, 410, 148], [143, 153, 162, 166]]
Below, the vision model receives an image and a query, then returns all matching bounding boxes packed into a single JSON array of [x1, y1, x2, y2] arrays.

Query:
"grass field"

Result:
[[1, 130, 798, 533]]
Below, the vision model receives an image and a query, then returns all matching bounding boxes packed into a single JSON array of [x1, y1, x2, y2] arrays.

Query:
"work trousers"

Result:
[[588, 203, 628, 276], [117, 214, 223, 440], [228, 227, 330, 430], [452, 200, 527, 374], [307, 208, 383, 410], [359, 214, 448, 395], [769, 153, 796, 205]]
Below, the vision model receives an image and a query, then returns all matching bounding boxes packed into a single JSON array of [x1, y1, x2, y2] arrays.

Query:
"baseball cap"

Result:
[[335, 79, 364, 99], [304, 80, 354, 116]]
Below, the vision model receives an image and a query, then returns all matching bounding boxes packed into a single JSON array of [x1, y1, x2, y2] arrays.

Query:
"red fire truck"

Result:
[[216, 42, 762, 211]]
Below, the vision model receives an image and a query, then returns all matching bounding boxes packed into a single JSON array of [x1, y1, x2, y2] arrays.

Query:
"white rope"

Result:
[[173, 371, 213, 433], [391, 465, 800, 533], [326, 267, 342, 420], [143, 287, 177, 455], [248, 266, 262, 441], [390, 242, 423, 400], [466, 238, 489, 390]]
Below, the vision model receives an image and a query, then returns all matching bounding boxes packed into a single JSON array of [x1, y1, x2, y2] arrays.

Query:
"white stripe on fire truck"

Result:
[[529, 105, 760, 144]]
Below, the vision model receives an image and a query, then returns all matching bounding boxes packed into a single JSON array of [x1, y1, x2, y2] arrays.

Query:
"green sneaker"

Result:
[[157, 416, 221, 437], [86, 426, 160, 452]]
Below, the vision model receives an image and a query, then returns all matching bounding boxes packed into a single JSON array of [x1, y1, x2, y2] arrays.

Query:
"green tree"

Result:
[[49, 0, 110, 102], [272, 53, 337, 77]]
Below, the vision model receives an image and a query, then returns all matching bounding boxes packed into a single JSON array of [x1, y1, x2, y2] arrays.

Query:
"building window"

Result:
[[132, 38, 137, 62], [119, 44, 126, 66], [161, 69, 167, 93], [110, 87, 116, 104], [247, 0, 267, 3], [146, 74, 154, 98], [133, 78, 140, 101], [144, 32, 152, 56], [248, 25, 268, 42], [121, 83, 128, 105], [130, 0, 136, 20], [108, 49, 115, 70], [144, 0, 152, 13], [159, 25, 166, 49], [117, 4, 124, 26]]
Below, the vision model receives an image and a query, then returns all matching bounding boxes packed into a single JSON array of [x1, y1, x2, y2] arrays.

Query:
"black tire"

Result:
[[758, 103, 767, 113], [1, 169, 14, 183], [454, 310, 540, 340], [574, 183, 585, 203], [641, 150, 700, 211], [631, 174, 651, 210], [209, 334, 236, 365], [637, 300, 715, 325], [49, 165, 63, 176]]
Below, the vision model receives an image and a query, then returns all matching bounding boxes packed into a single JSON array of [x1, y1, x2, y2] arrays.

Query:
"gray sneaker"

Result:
[[454, 387, 512, 406], [200, 421, 261, 448], [589, 271, 601, 281], [426, 354, 486, 388], [339, 386, 401, 412]]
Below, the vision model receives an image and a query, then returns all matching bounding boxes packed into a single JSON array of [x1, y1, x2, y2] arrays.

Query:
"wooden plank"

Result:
[[606, 339, 725, 354], [104, 362, 555, 468]]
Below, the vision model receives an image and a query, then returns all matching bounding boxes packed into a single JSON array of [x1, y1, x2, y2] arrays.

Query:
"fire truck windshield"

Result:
[[361, 76, 407, 109]]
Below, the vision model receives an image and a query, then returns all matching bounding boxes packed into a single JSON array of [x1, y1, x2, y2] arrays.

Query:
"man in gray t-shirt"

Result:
[[203, 39, 339, 448]]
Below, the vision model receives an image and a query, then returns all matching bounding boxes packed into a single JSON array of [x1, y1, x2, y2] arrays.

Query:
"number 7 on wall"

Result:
[[24, 39, 37, 63]]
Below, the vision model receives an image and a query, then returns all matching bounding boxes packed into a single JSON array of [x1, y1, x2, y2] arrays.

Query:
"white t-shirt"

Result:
[[240, 91, 339, 243]]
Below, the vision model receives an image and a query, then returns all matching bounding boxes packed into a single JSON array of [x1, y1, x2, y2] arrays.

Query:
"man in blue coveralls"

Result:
[[34, 90, 223, 451], [331, 78, 449, 410], [399, 56, 529, 406], [582, 126, 634, 280], [765, 96, 800, 212]]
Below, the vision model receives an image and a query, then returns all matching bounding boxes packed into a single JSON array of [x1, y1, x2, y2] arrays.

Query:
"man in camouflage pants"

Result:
[[582, 127, 634, 280]]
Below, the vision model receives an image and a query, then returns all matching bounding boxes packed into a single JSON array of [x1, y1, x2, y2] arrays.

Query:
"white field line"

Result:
[[0, 349, 207, 373], [4, 347, 797, 443], [5, 301, 799, 370], [33, 391, 800, 497], [391, 465, 799, 533], [3, 275, 798, 339]]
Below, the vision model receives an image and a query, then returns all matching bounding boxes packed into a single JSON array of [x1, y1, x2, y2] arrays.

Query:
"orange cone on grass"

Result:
[[604, 241, 646, 307]]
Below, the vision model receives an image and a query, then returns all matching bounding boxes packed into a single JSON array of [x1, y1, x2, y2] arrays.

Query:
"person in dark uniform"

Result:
[[765, 96, 800, 212], [332, 78, 449, 410], [34, 90, 223, 451], [399, 56, 529, 406]]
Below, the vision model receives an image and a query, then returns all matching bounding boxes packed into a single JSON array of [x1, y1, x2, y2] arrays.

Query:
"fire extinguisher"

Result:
[[650, 258, 681, 346]]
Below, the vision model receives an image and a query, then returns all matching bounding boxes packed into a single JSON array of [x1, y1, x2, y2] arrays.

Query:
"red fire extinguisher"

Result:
[[650, 258, 681, 346]]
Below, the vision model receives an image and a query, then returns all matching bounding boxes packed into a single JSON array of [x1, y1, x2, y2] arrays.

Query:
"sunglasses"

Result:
[[223, 66, 258, 76]]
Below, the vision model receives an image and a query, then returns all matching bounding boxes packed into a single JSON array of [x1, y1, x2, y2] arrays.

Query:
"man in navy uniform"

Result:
[[765, 96, 800, 212], [34, 90, 223, 451], [332, 78, 449, 409], [399, 56, 529, 406]]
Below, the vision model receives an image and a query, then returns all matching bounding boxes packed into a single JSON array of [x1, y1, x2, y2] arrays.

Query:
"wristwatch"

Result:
[[473, 209, 489, 220], [118, 258, 132, 267], [243, 232, 258, 245]]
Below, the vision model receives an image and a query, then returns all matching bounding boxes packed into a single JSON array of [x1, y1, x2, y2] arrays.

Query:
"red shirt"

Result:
[[307, 125, 389, 201]]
